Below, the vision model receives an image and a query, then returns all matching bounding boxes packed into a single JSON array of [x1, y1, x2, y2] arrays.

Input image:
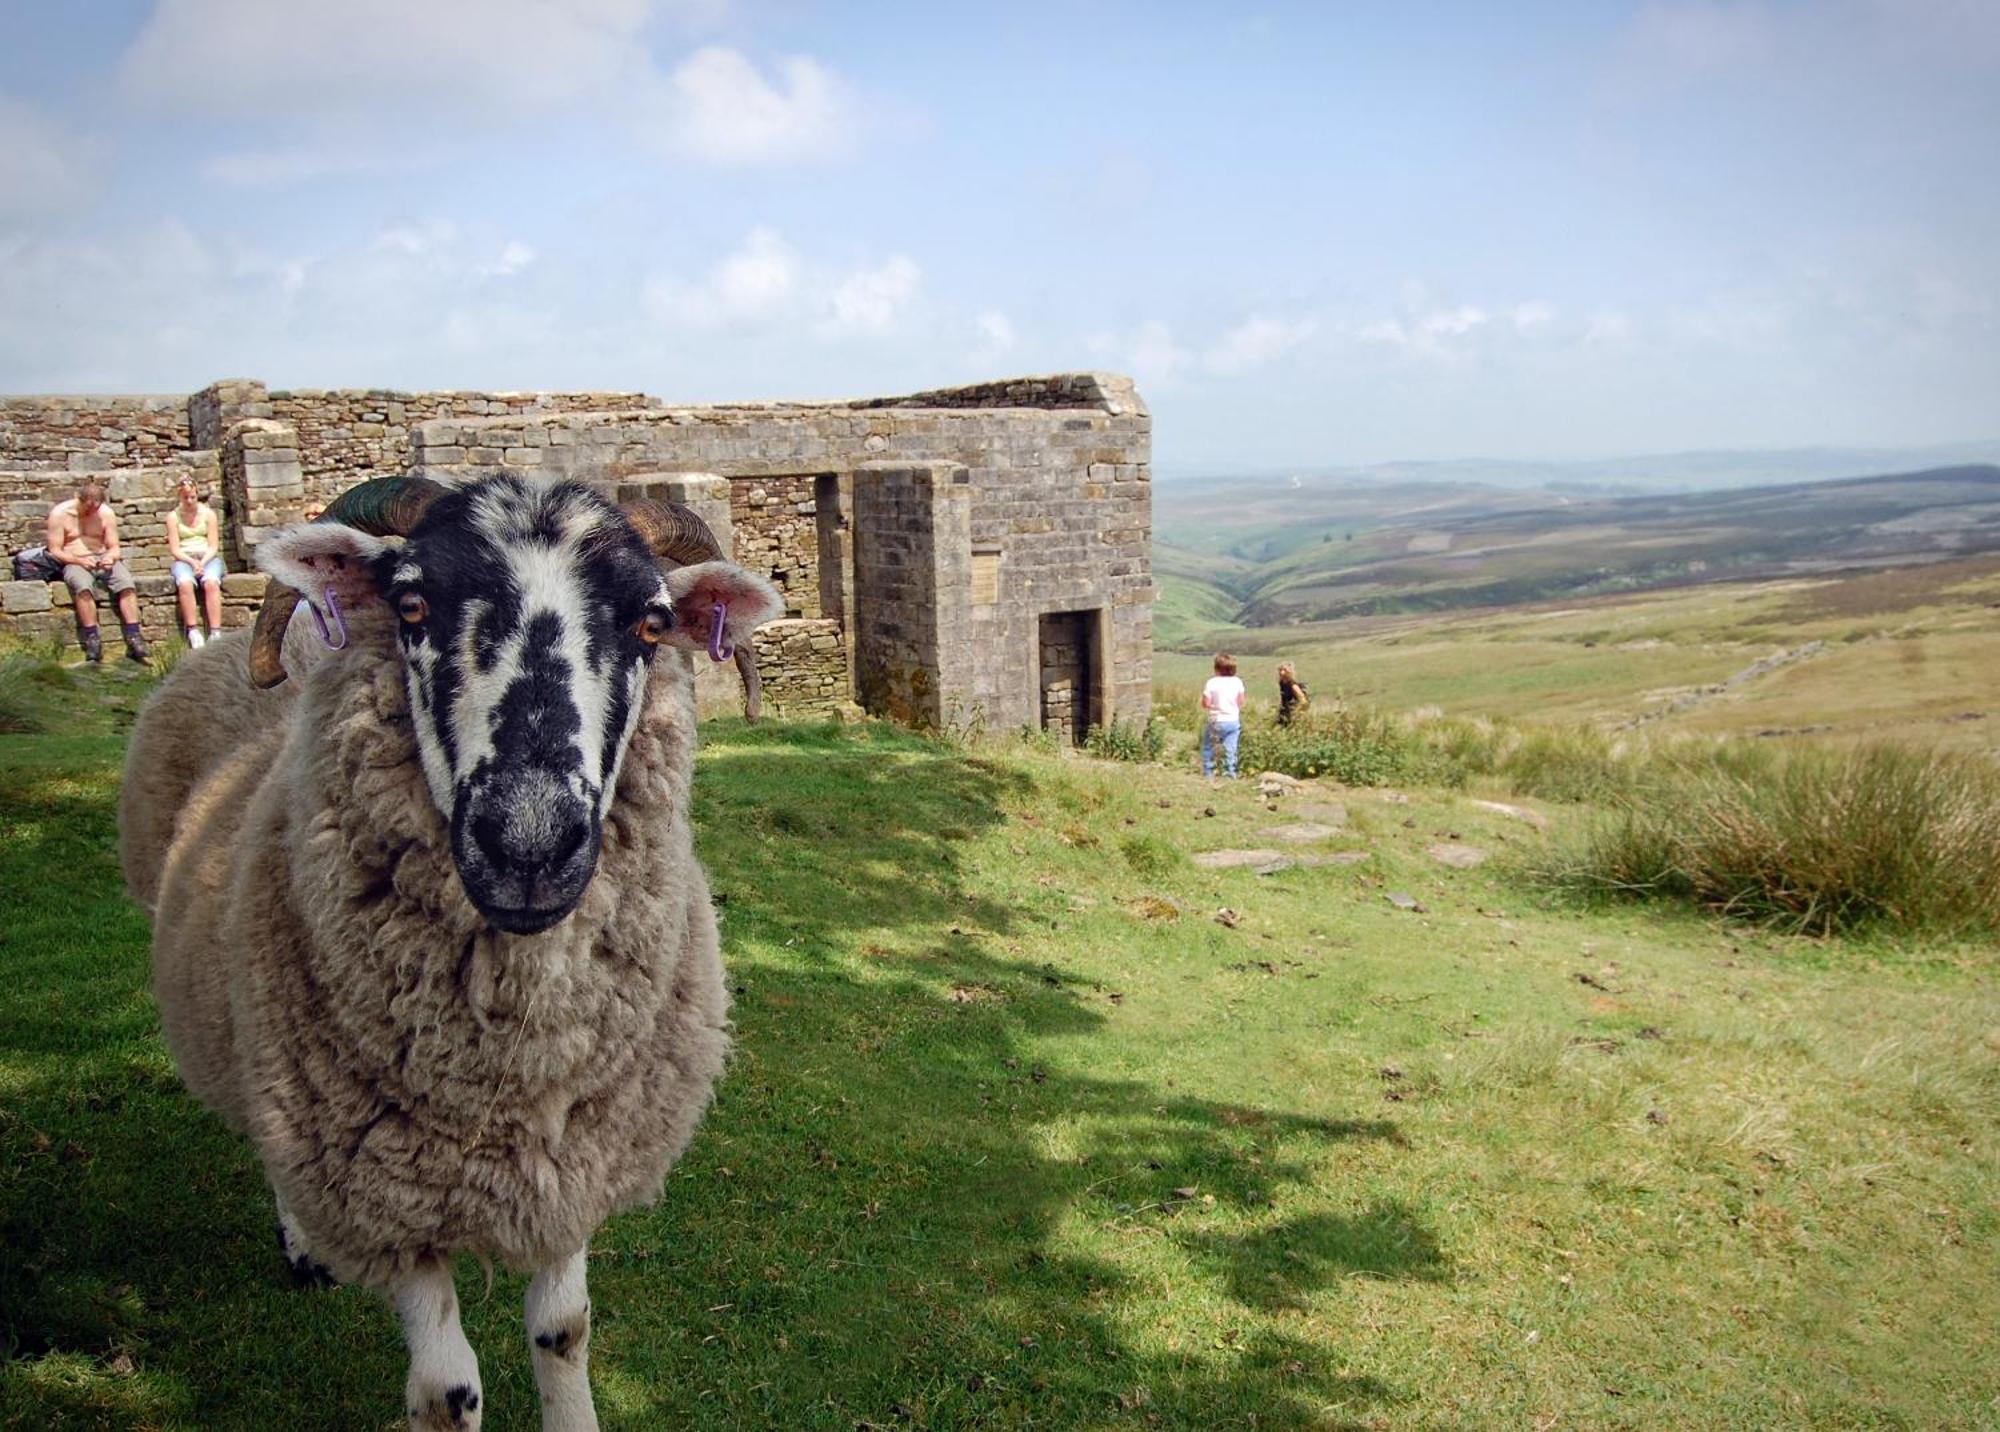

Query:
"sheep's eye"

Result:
[[397, 592, 428, 625], [635, 610, 672, 646]]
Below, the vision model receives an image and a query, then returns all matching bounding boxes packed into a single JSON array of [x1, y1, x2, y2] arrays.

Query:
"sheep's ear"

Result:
[[663, 560, 783, 653], [254, 524, 392, 613]]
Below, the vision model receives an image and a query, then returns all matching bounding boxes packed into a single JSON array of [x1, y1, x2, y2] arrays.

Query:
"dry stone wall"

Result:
[[0, 449, 267, 643], [267, 386, 657, 505], [0, 396, 191, 471], [751, 619, 847, 717], [848, 463, 974, 729], [2, 373, 1152, 734], [408, 374, 1153, 731], [732, 472, 824, 618]]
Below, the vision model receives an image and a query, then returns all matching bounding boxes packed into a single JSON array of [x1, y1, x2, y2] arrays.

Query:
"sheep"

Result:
[[119, 473, 782, 1431]]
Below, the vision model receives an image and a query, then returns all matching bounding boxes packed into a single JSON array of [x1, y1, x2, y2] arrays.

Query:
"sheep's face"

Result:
[[386, 479, 671, 933], [258, 475, 777, 937]]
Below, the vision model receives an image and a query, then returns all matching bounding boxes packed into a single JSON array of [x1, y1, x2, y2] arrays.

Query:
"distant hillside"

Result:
[[1155, 465, 2000, 640], [1155, 438, 2000, 501]]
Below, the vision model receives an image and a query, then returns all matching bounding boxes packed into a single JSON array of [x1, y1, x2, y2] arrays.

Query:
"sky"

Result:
[[1, 1, 1995, 469]]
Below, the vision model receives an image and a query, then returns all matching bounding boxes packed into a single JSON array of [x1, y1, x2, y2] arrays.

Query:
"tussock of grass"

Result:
[[0, 647, 76, 735], [1536, 743, 2000, 937]]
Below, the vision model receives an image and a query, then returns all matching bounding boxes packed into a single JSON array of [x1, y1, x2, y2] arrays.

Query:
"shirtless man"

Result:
[[46, 481, 150, 663]]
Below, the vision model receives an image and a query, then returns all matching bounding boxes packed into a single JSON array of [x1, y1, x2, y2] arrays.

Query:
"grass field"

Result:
[[3, 646, 1997, 1428], [1156, 555, 2000, 754]]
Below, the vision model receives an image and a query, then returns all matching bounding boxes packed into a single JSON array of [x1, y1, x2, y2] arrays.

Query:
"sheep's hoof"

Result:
[[408, 1383, 481, 1431], [273, 1220, 336, 1289]]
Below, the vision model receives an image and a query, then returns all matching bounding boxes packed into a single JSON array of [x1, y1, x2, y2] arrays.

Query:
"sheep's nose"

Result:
[[470, 775, 592, 877]]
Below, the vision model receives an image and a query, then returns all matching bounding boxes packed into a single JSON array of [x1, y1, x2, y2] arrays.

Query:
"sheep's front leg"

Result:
[[526, 1246, 598, 1432], [395, 1259, 482, 1431]]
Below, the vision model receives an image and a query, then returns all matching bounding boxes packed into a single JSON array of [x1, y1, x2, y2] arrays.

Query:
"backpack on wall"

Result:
[[12, 545, 63, 582]]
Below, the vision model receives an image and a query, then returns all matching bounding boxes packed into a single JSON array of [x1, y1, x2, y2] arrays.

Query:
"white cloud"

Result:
[[645, 231, 923, 338], [1510, 302, 1555, 332], [649, 47, 853, 165], [974, 310, 1016, 351], [1667, 292, 1787, 348], [0, 95, 103, 220], [1203, 315, 1316, 376], [1584, 309, 1636, 346], [119, 1, 858, 177], [478, 242, 539, 279], [120, 0, 651, 120], [1358, 304, 1492, 359], [1088, 320, 1192, 387], [821, 255, 921, 335], [372, 221, 458, 257], [204, 144, 438, 188], [644, 226, 801, 329]]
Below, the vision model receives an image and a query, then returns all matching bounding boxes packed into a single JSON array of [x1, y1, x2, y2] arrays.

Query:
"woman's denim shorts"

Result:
[[171, 556, 225, 587]]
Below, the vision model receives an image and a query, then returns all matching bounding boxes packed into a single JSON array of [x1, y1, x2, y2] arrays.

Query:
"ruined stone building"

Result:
[[1, 375, 1153, 735]]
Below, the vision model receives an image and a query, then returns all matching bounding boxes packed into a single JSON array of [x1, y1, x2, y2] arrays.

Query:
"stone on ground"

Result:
[[1427, 841, 1490, 869], [1466, 798, 1549, 831]]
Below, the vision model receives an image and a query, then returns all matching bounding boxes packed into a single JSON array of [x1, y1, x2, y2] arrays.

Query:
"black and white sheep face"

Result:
[[257, 475, 778, 937], [388, 479, 668, 934]]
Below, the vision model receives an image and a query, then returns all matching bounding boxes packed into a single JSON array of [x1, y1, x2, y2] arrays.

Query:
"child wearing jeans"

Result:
[[1199, 652, 1246, 779]]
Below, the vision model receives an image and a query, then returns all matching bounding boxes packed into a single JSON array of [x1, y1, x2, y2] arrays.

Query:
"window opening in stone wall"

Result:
[[1038, 609, 1098, 746], [731, 473, 832, 621]]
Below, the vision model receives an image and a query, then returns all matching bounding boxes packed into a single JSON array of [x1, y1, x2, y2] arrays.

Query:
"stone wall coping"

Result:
[[270, 387, 658, 404], [405, 372, 1141, 438], [0, 393, 187, 407]]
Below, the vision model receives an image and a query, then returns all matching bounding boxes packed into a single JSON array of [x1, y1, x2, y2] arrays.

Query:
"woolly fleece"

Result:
[[124, 622, 730, 1289]]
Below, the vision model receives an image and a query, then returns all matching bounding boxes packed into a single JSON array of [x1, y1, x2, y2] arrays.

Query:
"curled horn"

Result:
[[620, 497, 767, 723], [620, 498, 725, 566], [247, 476, 450, 689]]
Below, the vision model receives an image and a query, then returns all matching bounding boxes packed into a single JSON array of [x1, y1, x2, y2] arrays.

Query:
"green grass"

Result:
[[1153, 555, 2000, 752], [1150, 572, 1245, 651], [1537, 743, 2000, 937], [3, 702, 1998, 1428]]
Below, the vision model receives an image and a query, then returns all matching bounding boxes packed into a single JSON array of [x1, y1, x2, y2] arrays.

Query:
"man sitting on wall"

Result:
[[46, 481, 150, 663]]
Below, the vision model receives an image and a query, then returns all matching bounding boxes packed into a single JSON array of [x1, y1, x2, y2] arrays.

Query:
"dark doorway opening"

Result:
[[1038, 610, 1099, 745]]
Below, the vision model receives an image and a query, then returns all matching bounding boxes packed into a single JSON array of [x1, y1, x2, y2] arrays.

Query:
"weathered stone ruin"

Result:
[[2, 375, 1153, 734]]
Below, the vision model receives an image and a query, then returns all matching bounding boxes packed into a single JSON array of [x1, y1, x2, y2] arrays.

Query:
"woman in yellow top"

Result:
[[164, 476, 224, 648]]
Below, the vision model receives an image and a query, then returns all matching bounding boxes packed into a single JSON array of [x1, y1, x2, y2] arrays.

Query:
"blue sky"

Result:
[[1, 1, 1995, 468]]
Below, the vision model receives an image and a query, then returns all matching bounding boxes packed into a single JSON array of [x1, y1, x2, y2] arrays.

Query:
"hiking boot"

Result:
[[81, 627, 103, 663], [124, 629, 151, 664]]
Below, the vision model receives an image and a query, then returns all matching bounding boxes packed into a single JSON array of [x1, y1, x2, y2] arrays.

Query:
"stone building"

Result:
[[1, 375, 1154, 736]]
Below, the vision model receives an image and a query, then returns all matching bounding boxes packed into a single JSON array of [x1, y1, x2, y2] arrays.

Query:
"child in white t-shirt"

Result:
[[1199, 653, 1246, 779]]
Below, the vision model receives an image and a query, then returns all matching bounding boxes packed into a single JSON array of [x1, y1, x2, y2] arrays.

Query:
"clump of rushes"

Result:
[[1238, 704, 1483, 788], [1535, 742, 2000, 937]]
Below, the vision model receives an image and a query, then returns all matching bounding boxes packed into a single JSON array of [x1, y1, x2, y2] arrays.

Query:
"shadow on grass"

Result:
[[2, 718, 1442, 1429]]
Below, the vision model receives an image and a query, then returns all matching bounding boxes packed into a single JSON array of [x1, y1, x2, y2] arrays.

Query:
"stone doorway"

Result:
[[1038, 609, 1101, 745]]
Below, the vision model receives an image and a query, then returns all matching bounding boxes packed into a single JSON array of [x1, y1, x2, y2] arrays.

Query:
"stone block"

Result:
[[1, 580, 52, 613], [221, 572, 268, 598]]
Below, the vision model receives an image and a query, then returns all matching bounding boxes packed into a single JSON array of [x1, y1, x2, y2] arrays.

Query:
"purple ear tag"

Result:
[[309, 586, 350, 651], [708, 600, 732, 662]]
